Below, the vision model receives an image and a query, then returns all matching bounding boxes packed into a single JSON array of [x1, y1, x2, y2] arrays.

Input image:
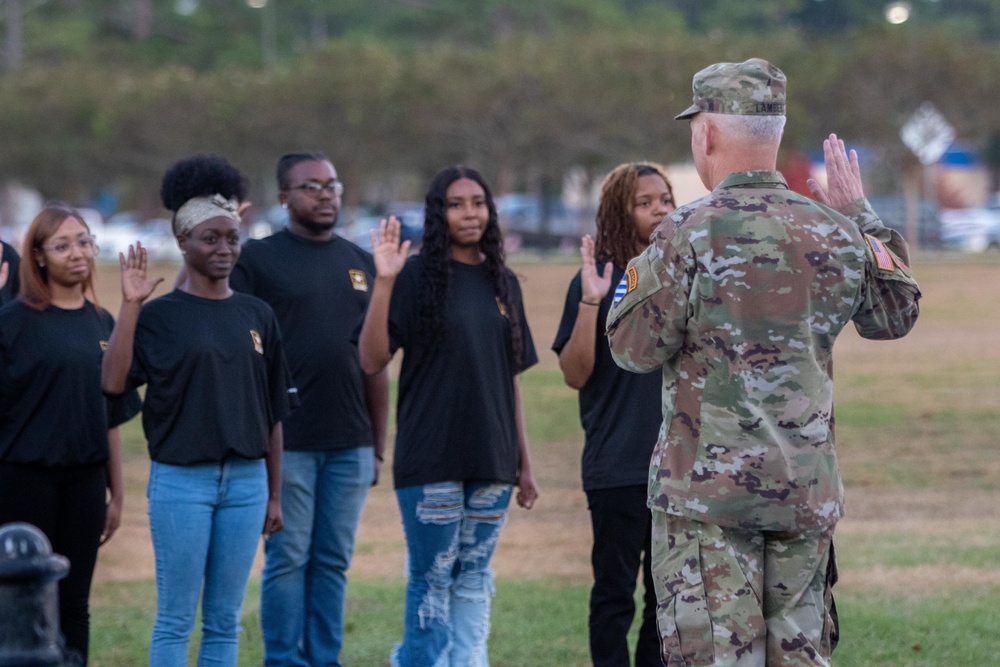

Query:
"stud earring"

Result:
[[282, 203, 288, 210]]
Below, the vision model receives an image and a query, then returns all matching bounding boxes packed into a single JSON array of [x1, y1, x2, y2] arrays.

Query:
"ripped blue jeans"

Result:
[[392, 481, 512, 667]]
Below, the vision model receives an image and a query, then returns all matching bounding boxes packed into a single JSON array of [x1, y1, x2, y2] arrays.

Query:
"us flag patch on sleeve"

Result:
[[865, 234, 895, 271]]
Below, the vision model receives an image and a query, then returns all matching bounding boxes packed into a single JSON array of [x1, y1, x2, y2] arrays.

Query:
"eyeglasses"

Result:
[[40, 236, 99, 257], [287, 181, 344, 197]]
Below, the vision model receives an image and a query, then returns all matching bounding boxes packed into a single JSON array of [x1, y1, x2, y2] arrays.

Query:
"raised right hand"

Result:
[[580, 234, 613, 304], [119, 242, 164, 303], [370, 216, 411, 279]]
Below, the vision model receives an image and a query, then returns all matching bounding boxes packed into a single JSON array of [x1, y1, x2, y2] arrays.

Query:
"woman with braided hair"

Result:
[[552, 161, 675, 667], [358, 165, 538, 667]]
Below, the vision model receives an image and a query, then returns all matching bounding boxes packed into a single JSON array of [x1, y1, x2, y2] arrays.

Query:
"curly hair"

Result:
[[417, 165, 523, 365], [160, 154, 248, 213], [593, 162, 674, 269]]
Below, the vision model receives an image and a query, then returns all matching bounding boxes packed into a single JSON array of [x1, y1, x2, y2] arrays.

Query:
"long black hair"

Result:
[[416, 165, 523, 365]]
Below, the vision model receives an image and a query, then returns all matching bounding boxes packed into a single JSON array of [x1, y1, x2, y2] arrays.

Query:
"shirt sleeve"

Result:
[[263, 307, 296, 425], [551, 271, 583, 354], [605, 232, 693, 373], [387, 260, 419, 354], [839, 198, 921, 340], [510, 274, 537, 374], [125, 309, 152, 392], [107, 390, 142, 428]]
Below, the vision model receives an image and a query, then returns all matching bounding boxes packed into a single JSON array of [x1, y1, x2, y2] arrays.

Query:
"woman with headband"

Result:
[[102, 155, 294, 666]]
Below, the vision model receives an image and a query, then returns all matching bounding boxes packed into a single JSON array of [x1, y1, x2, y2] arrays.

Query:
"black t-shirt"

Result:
[[127, 290, 293, 465], [387, 256, 538, 489], [552, 267, 662, 491], [0, 300, 141, 466], [231, 230, 374, 451], [0, 241, 21, 307]]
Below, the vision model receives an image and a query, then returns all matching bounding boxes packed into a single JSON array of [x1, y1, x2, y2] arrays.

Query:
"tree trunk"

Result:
[[3, 0, 24, 71], [133, 0, 154, 40]]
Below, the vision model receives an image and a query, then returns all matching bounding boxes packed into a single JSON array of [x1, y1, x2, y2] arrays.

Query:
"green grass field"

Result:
[[84, 252, 1000, 666]]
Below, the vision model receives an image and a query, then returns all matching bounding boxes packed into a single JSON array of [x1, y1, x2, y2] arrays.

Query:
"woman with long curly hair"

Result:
[[0, 205, 141, 665], [552, 162, 674, 667], [358, 165, 539, 666], [102, 155, 293, 666]]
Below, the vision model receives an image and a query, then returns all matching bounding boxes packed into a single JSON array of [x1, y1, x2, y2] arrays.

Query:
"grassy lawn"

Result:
[[84, 253, 1000, 666]]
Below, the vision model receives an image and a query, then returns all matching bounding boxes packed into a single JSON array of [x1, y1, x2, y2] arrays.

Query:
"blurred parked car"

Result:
[[97, 213, 181, 263], [496, 193, 595, 249], [344, 204, 423, 252], [940, 203, 1000, 252]]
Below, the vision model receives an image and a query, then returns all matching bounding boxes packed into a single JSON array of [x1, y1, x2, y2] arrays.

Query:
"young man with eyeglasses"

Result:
[[230, 152, 389, 667]]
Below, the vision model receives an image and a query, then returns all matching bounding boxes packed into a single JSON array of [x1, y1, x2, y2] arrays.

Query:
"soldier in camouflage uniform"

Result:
[[606, 58, 921, 666]]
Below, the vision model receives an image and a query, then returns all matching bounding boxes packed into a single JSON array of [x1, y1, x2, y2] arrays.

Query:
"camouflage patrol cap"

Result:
[[675, 58, 786, 120]]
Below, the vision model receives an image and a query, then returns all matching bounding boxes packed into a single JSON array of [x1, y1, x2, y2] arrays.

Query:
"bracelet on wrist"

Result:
[[580, 299, 600, 307]]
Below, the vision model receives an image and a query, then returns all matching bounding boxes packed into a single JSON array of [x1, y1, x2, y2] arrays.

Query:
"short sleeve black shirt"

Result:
[[388, 256, 538, 489], [0, 241, 21, 306], [0, 300, 141, 466], [128, 290, 293, 465], [230, 230, 375, 451], [552, 267, 662, 491]]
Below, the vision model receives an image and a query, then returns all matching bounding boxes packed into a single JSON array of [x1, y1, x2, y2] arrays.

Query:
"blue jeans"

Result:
[[391, 481, 512, 667], [260, 447, 373, 667], [147, 459, 267, 667]]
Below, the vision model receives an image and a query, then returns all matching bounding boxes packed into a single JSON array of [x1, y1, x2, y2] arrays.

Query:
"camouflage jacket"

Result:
[[606, 171, 920, 532]]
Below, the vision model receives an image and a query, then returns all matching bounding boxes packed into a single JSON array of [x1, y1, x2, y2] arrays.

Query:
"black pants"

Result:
[[0, 462, 107, 666], [587, 485, 660, 667]]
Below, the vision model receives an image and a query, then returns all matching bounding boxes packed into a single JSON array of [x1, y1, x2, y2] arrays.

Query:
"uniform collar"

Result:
[[716, 170, 788, 190]]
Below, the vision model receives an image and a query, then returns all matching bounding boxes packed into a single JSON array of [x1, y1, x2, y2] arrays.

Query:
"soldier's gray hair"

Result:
[[712, 114, 786, 143]]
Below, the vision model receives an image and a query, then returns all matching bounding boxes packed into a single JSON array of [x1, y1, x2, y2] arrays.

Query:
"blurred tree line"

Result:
[[0, 0, 998, 214]]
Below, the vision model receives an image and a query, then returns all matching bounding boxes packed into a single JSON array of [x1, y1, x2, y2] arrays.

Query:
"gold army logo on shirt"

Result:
[[99, 340, 108, 351], [349, 269, 369, 292], [250, 329, 264, 355]]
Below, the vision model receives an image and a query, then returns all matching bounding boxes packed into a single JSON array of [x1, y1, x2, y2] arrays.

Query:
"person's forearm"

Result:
[[266, 423, 283, 502], [358, 276, 396, 374], [557, 302, 600, 389], [102, 301, 141, 394], [106, 427, 124, 507], [514, 377, 532, 474], [364, 367, 390, 459]]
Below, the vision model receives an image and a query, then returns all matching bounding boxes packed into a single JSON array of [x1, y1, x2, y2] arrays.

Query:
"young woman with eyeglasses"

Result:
[[0, 205, 141, 665], [358, 165, 539, 667], [102, 155, 294, 666], [552, 162, 675, 667]]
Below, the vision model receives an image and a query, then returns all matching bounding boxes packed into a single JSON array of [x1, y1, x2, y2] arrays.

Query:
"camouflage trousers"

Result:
[[651, 511, 837, 667]]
